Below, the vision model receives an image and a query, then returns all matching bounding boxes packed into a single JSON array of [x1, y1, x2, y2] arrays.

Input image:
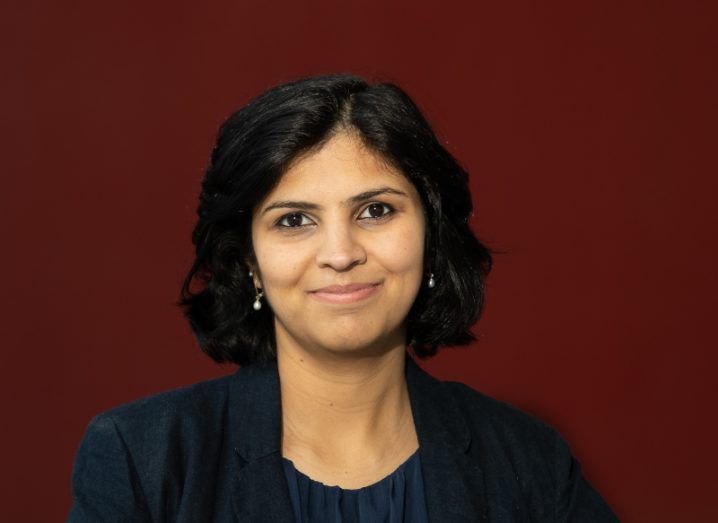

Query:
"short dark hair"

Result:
[[178, 73, 493, 365]]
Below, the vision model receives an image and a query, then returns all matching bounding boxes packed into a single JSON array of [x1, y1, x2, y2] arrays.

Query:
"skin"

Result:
[[249, 130, 427, 488]]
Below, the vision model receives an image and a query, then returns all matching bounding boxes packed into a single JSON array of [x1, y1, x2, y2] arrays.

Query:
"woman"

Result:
[[69, 74, 617, 521]]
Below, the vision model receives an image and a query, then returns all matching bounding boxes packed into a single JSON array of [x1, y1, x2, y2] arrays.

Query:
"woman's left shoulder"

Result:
[[440, 380, 619, 521], [441, 379, 560, 445], [439, 379, 579, 475]]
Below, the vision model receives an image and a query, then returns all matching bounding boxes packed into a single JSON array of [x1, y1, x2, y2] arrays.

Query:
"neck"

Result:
[[276, 327, 418, 472]]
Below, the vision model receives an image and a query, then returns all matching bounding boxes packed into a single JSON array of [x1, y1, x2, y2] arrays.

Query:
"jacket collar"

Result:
[[228, 353, 485, 521]]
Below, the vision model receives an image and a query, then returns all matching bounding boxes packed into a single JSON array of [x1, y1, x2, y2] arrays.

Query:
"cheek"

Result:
[[253, 241, 312, 299], [250, 227, 316, 327], [373, 222, 425, 277]]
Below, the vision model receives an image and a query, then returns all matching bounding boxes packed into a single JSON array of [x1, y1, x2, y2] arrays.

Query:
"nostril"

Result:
[[315, 236, 367, 270]]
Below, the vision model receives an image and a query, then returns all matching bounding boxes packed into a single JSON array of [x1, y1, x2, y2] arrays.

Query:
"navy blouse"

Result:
[[281, 449, 429, 522]]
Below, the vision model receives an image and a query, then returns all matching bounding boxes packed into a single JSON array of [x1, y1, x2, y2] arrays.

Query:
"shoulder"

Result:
[[408, 357, 562, 463], [440, 380, 619, 521], [443, 379, 558, 442], [79, 371, 241, 475], [93, 372, 236, 436], [70, 372, 247, 521], [440, 379, 566, 476]]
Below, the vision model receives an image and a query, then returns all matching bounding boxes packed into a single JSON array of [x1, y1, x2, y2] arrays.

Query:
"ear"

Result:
[[244, 258, 262, 289]]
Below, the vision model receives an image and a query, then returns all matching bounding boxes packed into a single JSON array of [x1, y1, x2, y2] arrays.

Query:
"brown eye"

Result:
[[359, 203, 393, 220], [277, 213, 312, 228]]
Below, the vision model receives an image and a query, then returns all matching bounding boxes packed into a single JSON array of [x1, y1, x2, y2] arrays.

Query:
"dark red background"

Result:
[[2, 0, 716, 520]]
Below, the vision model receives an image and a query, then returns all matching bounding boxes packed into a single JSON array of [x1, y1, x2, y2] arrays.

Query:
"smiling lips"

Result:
[[308, 282, 382, 304]]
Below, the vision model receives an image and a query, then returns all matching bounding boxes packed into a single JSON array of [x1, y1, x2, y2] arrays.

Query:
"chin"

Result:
[[277, 311, 407, 357], [314, 331, 375, 352], [319, 340, 392, 359], [312, 326, 404, 358]]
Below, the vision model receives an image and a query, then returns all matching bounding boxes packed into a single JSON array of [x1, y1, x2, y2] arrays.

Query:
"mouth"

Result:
[[308, 282, 382, 305]]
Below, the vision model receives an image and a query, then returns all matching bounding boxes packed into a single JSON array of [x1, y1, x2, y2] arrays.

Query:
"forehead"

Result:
[[266, 132, 416, 200]]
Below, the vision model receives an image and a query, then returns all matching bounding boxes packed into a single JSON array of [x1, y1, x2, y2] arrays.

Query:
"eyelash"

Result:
[[274, 202, 395, 229]]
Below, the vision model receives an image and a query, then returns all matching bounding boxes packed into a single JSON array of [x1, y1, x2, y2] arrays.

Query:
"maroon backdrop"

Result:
[[2, 1, 716, 520]]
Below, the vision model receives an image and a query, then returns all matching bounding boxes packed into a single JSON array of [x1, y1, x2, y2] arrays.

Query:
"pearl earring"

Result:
[[427, 273, 436, 288], [253, 290, 263, 311], [248, 269, 263, 310]]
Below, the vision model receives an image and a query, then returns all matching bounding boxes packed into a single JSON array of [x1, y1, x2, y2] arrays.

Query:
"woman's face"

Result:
[[250, 131, 426, 356]]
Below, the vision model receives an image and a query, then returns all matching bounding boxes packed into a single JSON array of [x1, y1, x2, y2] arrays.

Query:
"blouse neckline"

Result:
[[281, 448, 421, 492]]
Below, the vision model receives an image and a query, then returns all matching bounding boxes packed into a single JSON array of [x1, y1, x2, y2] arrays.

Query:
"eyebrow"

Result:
[[260, 186, 409, 216]]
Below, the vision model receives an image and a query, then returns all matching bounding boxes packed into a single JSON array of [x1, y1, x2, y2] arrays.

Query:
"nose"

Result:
[[314, 221, 367, 271]]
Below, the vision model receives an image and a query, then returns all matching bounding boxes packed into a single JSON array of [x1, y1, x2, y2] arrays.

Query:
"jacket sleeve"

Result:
[[553, 433, 620, 522], [67, 414, 151, 522]]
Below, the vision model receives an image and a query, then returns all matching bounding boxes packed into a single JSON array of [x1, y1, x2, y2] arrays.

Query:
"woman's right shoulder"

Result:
[[87, 371, 237, 436], [69, 370, 245, 521]]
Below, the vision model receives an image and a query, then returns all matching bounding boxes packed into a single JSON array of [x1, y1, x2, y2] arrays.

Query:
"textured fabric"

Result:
[[68, 353, 619, 522], [281, 449, 429, 523]]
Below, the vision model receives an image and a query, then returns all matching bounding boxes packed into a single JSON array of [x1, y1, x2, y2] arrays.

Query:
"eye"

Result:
[[358, 202, 394, 220], [276, 212, 314, 228]]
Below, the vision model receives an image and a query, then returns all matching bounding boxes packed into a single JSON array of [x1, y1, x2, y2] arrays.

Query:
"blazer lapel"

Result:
[[228, 360, 295, 522], [406, 354, 486, 521]]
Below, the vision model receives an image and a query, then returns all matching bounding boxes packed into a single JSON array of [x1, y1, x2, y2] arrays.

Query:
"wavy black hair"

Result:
[[178, 73, 493, 365]]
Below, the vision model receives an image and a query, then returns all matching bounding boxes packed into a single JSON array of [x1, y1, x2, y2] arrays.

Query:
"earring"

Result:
[[427, 273, 436, 289], [248, 269, 263, 310], [253, 288, 264, 311]]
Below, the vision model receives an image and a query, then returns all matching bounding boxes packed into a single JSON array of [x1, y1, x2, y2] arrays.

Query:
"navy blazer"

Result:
[[68, 354, 618, 522]]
